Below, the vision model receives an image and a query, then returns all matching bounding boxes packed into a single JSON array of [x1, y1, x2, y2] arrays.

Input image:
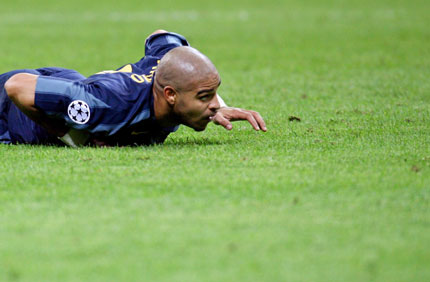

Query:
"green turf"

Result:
[[1, 0, 430, 281]]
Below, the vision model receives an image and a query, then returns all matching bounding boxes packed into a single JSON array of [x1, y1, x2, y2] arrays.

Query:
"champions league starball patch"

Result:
[[67, 100, 91, 124]]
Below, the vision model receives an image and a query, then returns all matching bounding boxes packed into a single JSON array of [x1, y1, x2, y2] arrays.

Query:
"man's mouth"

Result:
[[198, 116, 212, 126]]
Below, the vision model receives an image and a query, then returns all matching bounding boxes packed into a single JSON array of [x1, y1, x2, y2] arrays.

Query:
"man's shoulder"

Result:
[[144, 32, 190, 58]]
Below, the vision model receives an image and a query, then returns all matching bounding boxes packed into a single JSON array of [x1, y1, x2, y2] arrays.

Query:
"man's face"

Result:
[[173, 73, 221, 131]]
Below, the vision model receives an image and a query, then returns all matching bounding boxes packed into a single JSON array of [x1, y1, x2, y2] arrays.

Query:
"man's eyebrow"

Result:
[[197, 80, 221, 95], [197, 89, 215, 95]]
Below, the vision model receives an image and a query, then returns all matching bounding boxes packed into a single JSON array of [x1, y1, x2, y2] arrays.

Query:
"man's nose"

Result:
[[209, 95, 220, 112]]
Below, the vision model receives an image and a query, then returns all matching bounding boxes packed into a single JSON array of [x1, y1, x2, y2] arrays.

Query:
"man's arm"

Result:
[[4, 73, 69, 137], [216, 94, 227, 108]]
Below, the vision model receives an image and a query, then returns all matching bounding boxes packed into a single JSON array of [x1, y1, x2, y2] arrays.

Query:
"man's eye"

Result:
[[199, 95, 209, 101]]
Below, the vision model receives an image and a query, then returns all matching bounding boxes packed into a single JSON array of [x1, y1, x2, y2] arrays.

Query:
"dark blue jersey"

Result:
[[78, 32, 190, 145], [0, 32, 189, 146]]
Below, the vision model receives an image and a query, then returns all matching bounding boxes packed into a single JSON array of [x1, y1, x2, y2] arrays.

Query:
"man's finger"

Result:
[[241, 112, 260, 131], [212, 114, 233, 130], [251, 111, 267, 132]]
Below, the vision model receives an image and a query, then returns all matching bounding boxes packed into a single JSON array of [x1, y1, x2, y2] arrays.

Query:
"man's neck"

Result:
[[152, 88, 179, 128]]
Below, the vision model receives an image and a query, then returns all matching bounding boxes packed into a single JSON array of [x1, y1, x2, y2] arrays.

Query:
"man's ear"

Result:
[[163, 86, 177, 105]]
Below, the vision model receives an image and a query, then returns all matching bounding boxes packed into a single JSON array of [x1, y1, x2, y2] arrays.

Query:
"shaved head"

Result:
[[154, 46, 219, 93], [152, 46, 222, 132]]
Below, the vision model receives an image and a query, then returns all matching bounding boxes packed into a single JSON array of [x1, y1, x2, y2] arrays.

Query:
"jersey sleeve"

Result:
[[144, 32, 190, 58]]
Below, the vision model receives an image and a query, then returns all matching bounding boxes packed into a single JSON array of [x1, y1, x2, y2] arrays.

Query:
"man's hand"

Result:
[[210, 107, 267, 132]]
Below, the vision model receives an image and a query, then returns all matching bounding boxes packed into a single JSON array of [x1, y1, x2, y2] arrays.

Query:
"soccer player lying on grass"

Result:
[[0, 30, 266, 147]]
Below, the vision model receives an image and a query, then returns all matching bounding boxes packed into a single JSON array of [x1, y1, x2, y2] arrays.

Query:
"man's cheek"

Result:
[[187, 105, 204, 118]]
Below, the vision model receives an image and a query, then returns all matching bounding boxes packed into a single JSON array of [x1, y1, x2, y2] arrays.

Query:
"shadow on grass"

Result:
[[0, 142, 66, 148], [1, 136, 236, 149], [164, 136, 236, 146]]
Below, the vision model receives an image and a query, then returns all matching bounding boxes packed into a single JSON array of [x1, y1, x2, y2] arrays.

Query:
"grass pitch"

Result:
[[1, 0, 429, 281]]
